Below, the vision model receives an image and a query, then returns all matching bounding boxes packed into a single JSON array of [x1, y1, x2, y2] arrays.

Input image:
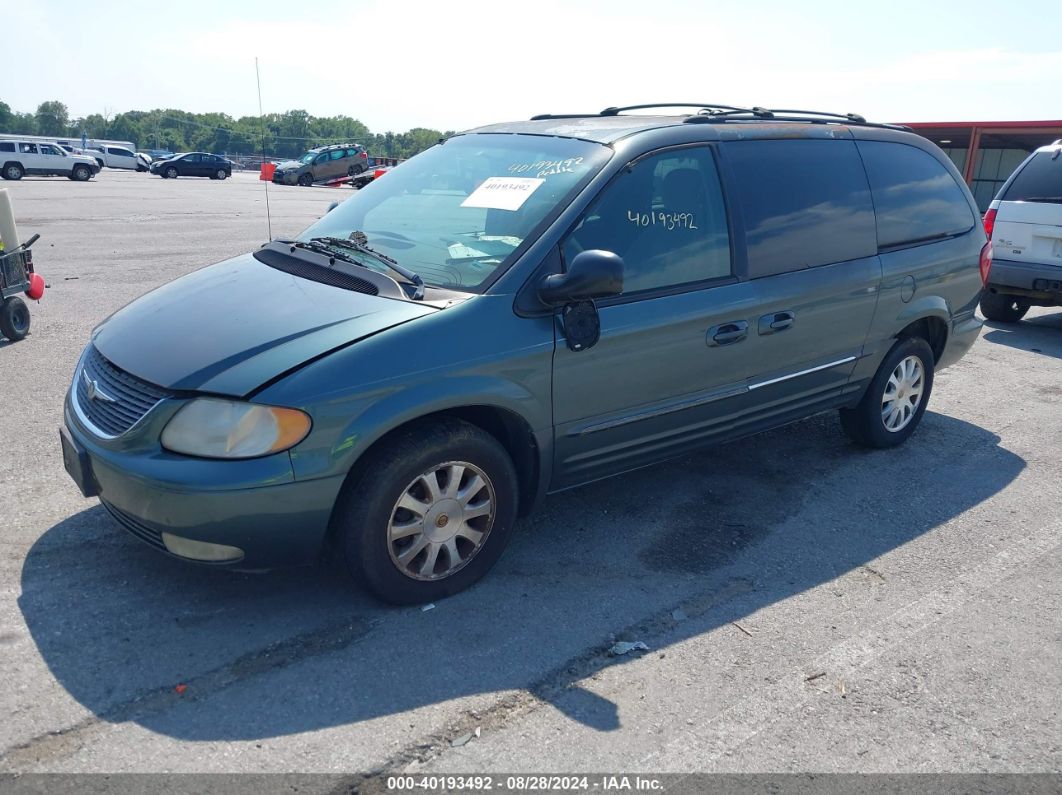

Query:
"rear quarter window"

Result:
[[0, 142, 14, 152], [1001, 150, 1062, 204], [723, 139, 876, 278], [857, 141, 975, 249]]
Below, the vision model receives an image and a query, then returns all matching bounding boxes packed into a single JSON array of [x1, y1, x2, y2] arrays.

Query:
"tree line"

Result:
[[0, 100, 454, 160]]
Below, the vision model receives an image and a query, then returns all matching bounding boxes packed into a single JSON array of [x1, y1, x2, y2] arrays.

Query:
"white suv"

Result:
[[980, 140, 1062, 321], [0, 141, 99, 181]]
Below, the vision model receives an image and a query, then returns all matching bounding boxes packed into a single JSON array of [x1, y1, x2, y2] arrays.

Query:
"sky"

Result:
[[3, 0, 1060, 133]]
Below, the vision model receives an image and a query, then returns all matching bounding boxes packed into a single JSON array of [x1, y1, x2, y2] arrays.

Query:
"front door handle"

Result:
[[708, 320, 749, 347], [758, 310, 795, 335]]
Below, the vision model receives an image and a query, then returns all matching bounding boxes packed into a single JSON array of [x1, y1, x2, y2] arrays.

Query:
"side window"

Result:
[[107, 147, 128, 156], [0, 142, 14, 152], [330, 149, 345, 161], [563, 147, 732, 295], [40, 144, 61, 155], [185, 154, 200, 163], [314, 153, 328, 164], [724, 140, 876, 278], [20, 143, 39, 154], [857, 141, 975, 249], [346, 148, 361, 158]]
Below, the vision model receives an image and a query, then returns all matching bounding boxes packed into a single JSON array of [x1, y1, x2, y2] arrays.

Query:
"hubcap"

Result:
[[881, 355, 924, 432], [387, 461, 495, 581]]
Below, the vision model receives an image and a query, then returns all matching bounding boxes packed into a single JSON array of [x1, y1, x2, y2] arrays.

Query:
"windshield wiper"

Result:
[[311, 234, 425, 300]]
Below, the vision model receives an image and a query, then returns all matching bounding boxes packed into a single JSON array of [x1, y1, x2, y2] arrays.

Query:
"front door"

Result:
[[551, 145, 758, 490]]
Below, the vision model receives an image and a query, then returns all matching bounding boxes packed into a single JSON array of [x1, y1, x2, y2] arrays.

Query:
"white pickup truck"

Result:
[[0, 140, 99, 181]]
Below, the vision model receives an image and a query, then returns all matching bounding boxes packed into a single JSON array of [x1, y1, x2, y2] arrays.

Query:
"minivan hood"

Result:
[[276, 160, 303, 171], [92, 252, 436, 396]]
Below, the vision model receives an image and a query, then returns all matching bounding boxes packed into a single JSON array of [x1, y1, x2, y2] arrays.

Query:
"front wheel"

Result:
[[0, 297, 30, 341], [71, 164, 91, 181], [980, 291, 1029, 323], [165, 166, 178, 179], [335, 419, 519, 604], [297, 173, 314, 187], [840, 337, 935, 449]]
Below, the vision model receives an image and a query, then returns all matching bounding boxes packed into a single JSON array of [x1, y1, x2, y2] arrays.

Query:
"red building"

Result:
[[902, 120, 1062, 211]]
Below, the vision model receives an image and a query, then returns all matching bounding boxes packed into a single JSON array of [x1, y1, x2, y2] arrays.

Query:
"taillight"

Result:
[[983, 208, 997, 239], [979, 241, 993, 286]]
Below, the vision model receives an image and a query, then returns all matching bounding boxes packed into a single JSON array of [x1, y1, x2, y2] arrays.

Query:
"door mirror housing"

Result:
[[538, 250, 624, 305]]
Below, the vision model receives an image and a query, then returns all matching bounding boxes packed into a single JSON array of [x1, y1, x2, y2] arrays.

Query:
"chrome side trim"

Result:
[[748, 356, 857, 391], [573, 383, 749, 437]]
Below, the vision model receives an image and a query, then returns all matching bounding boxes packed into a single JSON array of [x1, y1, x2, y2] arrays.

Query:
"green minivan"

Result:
[[61, 105, 988, 603]]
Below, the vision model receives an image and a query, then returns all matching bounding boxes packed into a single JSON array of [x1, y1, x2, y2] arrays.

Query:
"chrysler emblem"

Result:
[[82, 369, 117, 403]]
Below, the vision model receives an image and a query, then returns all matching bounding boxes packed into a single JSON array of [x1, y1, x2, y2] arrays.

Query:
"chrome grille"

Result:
[[74, 346, 170, 437]]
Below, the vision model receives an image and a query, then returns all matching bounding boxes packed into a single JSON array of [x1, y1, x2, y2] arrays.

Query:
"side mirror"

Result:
[[538, 250, 624, 305]]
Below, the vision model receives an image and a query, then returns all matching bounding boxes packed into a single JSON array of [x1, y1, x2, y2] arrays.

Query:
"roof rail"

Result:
[[529, 104, 907, 131]]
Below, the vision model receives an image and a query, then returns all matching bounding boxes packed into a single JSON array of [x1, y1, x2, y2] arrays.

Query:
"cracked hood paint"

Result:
[[92, 252, 435, 396]]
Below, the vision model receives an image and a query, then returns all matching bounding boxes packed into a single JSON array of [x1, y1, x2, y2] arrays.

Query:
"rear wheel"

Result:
[[215, 169, 228, 180], [335, 419, 519, 604], [840, 337, 935, 449], [0, 297, 30, 341], [980, 291, 1029, 323], [4, 163, 24, 180]]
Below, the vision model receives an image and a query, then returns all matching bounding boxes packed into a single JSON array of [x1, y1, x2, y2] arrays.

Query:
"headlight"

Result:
[[160, 398, 311, 459]]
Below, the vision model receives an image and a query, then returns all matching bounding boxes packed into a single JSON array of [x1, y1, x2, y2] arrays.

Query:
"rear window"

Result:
[[723, 139, 876, 278], [0, 142, 14, 152], [1002, 150, 1062, 205], [858, 141, 975, 250]]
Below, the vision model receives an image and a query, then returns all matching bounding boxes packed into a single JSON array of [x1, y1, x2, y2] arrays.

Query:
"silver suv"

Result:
[[980, 140, 1062, 321], [272, 143, 369, 186]]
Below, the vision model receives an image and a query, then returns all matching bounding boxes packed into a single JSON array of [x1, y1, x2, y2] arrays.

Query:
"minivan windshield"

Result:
[[299, 134, 612, 292]]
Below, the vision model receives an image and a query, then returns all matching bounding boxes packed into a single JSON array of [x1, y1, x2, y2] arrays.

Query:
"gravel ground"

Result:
[[0, 170, 1059, 782]]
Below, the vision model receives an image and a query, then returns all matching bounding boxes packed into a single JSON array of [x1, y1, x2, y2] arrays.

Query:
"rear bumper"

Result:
[[986, 258, 1062, 304]]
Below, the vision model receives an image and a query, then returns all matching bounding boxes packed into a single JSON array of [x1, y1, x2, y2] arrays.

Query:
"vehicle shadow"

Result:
[[18, 411, 1024, 742], [982, 311, 1062, 359]]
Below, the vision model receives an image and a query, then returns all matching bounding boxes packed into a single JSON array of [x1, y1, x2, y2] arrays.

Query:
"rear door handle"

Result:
[[707, 320, 749, 346], [758, 310, 795, 335]]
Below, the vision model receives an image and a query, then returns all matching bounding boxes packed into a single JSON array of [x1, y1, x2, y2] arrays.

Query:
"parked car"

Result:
[[150, 152, 233, 180], [272, 143, 369, 186], [61, 105, 987, 604], [979, 139, 1062, 322], [134, 153, 152, 172], [0, 140, 98, 181], [86, 145, 139, 170]]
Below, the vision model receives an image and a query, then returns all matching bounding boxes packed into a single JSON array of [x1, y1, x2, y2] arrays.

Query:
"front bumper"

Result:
[[61, 397, 345, 569], [986, 258, 1062, 304], [272, 172, 300, 185]]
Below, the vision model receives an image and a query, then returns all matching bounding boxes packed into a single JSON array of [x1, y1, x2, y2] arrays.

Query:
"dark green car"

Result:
[[61, 105, 988, 604]]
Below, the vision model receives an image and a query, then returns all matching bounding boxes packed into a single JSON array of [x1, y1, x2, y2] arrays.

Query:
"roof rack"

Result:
[[529, 104, 908, 131]]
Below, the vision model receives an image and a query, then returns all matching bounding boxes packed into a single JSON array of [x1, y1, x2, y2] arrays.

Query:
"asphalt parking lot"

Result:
[[0, 170, 1059, 781]]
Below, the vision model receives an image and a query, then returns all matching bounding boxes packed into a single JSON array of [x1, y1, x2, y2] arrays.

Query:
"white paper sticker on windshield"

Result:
[[461, 177, 544, 211]]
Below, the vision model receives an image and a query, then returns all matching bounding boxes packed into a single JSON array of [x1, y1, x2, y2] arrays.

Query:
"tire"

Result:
[[335, 419, 520, 604], [215, 169, 228, 180], [71, 164, 91, 182], [980, 291, 1029, 323], [839, 336, 935, 449], [0, 297, 30, 342], [4, 163, 24, 181], [165, 166, 178, 179], [298, 173, 314, 187], [95, 159, 104, 169]]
